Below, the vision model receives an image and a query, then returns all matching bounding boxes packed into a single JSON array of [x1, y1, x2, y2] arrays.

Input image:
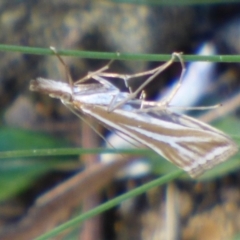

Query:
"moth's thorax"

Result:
[[73, 91, 128, 105], [73, 83, 115, 95]]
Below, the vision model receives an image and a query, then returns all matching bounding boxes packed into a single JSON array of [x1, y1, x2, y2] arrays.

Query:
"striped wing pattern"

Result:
[[30, 79, 238, 178], [80, 104, 238, 178]]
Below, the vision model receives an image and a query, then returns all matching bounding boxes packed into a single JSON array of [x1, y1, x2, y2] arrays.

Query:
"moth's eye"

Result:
[[62, 93, 72, 102]]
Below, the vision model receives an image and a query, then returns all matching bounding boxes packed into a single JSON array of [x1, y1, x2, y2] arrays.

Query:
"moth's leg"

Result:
[[50, 46, 116, 86], [156, 52, 186, 108], [107, 53, 182, 111], [135, 53, 220, 113], [90, 75, 119, 90], [75, 59, 115, 84], [133, 52, 185, 111], [50, 46, 74, 88], [95, 71, 132, 92], [50, 47, 119, 103], [96, 53, 180, 92], [134, 102, 221, 113]]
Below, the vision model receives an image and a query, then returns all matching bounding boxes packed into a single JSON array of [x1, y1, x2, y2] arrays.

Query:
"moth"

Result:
[[29, 49, 238, 178]]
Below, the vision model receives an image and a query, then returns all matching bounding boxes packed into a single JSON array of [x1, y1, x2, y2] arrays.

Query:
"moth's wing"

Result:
[[148, 110, 231, 138], [29, 78, 238, 178], [81, 105, 238, 178]]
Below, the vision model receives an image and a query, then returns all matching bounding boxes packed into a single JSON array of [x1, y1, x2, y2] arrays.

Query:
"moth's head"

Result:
[[30, 78, 73, 103]]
